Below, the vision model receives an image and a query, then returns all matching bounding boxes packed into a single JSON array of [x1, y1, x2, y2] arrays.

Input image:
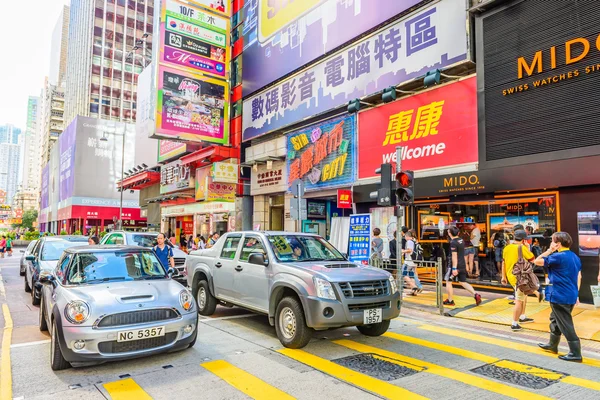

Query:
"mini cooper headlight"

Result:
[[180, 290, 194, 311], [65, 300, 90, 324]]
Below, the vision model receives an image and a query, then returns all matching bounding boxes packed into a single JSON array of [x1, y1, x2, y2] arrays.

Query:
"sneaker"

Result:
[[508, 295, 515, 300], [519, 317, 534, 324], [416, 287, 424, 294], [474, 293, 482, 306], [443, 299, 455, 306], [511, 324, 522, 331], [508, 301, 515, 305]]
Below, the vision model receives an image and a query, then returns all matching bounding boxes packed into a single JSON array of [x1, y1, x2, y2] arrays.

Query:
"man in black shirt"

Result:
[[389, 231, 397, 262], [444, 225, 482, 306]]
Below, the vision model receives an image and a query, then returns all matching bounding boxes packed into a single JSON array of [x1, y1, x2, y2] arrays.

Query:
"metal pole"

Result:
[[395, 146, 403, 311], [297, 182, 302, 233], [437, 257, 444, 315], [119, 128, 125, 230]]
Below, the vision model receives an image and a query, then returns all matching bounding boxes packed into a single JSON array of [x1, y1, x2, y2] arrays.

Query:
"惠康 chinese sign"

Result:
[[287, 115, 356, 191], [242, 0, 468, 141], [358, 76, 478, 179]]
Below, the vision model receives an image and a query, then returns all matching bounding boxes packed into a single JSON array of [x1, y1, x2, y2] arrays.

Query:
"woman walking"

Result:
[[534, 232, 583, 362]]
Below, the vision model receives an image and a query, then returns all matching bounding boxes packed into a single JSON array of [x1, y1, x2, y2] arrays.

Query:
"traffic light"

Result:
[[395, 170, 414, 206], [370, 163, 395, 206], [382, 86, 397, 103]]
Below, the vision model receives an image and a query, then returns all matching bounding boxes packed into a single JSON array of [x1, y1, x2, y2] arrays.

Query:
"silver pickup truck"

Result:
[[185, 231, 400, 348]]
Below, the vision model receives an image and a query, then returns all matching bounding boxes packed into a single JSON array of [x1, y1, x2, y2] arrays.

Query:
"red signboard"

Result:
[[337, 189, 353, 209], [57, 205, 144, 221], [358, 77, 477, 179]]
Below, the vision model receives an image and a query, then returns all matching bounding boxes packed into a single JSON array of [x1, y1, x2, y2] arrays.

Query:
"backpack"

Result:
[[512, 245, 540, 295], [412, 240, 424, 261]]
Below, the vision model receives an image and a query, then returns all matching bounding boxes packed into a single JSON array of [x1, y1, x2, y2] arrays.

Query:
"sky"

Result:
[[0, 0, 70, 129]]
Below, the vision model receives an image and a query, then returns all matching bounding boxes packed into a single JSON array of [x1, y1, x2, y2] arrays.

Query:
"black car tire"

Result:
[[39, 296, 48, 332], [196, 280, 217, 316], [31, 279, 40, 306], [50, 320, 70, 371], [19, 265, 25, 276], [357, 319, 391, 337], [275, 296, 312, 349], [24, 275, 31, 293]]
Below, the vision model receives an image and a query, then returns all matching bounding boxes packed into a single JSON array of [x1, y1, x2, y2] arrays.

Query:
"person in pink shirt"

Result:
[[0, 236, 6, 259]]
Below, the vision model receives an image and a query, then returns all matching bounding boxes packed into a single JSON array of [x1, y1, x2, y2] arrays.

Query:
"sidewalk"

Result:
[[402, 289, 600, 342]]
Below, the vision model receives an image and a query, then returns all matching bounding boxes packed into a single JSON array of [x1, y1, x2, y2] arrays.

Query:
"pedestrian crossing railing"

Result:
[[369, 256, 444, 315]]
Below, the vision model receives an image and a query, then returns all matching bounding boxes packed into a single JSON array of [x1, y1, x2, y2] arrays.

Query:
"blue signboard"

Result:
[[349, 213, 372, 264], [287, 114, 356, 192]]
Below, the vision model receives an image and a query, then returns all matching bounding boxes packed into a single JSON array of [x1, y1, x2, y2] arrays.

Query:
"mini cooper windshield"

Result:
[[267, 235, 346, 263], [66, 250, 168, 284]]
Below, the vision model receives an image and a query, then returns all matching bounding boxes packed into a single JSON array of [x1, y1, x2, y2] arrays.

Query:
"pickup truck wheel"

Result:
[[275, 297, 312, 349], [196, 280, 217, 316], [357, 319, 391, 337]]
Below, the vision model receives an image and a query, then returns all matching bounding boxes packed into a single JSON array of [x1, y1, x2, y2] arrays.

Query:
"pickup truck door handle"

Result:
[[215, 262, 222, 268], [235, 266, 243, 272]]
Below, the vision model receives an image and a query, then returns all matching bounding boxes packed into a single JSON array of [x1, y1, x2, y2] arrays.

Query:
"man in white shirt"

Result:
[[467, 224, 481, 277]]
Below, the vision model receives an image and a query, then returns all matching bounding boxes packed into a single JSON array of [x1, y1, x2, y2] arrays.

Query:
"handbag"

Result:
[[591, 285, 600, 308]]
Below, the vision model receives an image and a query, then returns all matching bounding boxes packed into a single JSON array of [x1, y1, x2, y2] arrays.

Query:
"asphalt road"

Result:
[[1, 250, 600, 399]]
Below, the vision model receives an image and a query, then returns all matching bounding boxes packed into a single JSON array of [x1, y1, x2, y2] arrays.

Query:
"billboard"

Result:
[[241, 0, 423, 96], [287, 115, 356, 191], [156, 65, 229, 144], [40, 166, 49, 210], [358, 77, 478, 179], [58, 120, 76, 202], [158, 140, 188, 162], [160, 0, 229, 78], [187, 0, 229, 17], [242, 0, 468, 141]]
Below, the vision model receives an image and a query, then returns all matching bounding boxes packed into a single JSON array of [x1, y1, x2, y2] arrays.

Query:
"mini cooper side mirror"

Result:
[[26, 255, 35, 261], [167, 267, 178, 278], [39, 274, 55, 284]]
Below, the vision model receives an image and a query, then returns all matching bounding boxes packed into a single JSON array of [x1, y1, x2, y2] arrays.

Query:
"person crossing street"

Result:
[[444, 226, 482, 307]]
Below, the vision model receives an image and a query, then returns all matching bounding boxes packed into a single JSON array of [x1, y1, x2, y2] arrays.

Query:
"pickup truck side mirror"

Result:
[[341, 253, 348, 260], [248, 253, 268, 266]]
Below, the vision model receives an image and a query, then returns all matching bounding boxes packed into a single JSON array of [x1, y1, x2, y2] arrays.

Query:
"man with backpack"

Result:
[[502, 229, 543, 331], [402, 230, 423, 295]]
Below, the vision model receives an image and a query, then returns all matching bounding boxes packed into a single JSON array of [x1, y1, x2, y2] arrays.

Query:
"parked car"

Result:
[[100, 231, 187, 284], [19, 240, 38, 276], [24, 236, 88, 306], [37, 245, 197, 370], [186, 232, 400, 349]]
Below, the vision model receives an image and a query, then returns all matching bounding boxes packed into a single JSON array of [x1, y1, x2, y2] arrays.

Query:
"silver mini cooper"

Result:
[[37, 245, 198, 370]]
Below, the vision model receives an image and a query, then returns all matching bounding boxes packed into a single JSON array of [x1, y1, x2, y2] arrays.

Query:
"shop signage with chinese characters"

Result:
[[287, 115, 356, 191], [162, 200, 235, 216], [242, 0, 468, 141], [211, 162, 238, 183], [160, 159, 194, 194], [358, 77, 478, 179], [158, 140, 187, 162], [337, 190, 353, 209], [195, 167, 235, 202], [250, 160, 287, 196], [348, 214, 372, 264]]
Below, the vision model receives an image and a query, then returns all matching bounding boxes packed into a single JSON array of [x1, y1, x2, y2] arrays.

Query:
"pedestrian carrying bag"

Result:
[[591, 285, 600, 308], [512, 245, 540, 296]]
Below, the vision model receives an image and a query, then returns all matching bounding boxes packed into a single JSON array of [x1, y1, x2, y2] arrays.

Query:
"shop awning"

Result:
[[146, 192, 195, 203], [180, 145, 240, 167], [118, 170, 161, 190]]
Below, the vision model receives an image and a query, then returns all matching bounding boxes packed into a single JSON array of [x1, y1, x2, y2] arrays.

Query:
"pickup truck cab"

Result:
[[186, 231, 400, 348]]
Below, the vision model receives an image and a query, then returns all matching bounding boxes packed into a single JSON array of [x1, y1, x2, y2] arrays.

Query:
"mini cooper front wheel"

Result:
[[50, 320, 70, 371]]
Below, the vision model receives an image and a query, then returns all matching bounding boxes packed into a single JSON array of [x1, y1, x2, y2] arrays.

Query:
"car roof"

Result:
[[41, 236, 88, 242], [64, 245, 150, 253], [110, 231, 156, 235], [227, 231, 319, 237]]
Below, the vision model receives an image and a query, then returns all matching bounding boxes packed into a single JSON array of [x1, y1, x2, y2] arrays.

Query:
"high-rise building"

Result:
[[49, 5, 70, 87], [21, 96, 41, 193], [64, 0, 153, 126], [39, 77, 65, 165], [0, 125, 22, 205]]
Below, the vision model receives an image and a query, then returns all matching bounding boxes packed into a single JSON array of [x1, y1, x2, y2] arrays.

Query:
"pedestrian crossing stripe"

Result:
[[383, 325, 600, 391], [419, 324, 600, 369], [278, 348, 428, 400], [333, 339, 552, 400], [201, 359, 295, 400], [103, 378, 152, 400]]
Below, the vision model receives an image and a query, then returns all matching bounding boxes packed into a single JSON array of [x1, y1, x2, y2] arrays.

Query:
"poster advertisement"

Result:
[[489, 215, 539, 232], [419, 212, 450, 242], [577, 212, 600, 257], [242, 0, 468, 141], [337, 189, 352, 209], [156, 65, 229, 144], [287, 115, 356, 191], [241, 0, 422, 97], [349, 213, 372, 264], [158, 140, 188, 162], [358, 77, 478, 178]]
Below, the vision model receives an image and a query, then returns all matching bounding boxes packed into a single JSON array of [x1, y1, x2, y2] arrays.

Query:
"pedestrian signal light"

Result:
[[395, 170, 414, 206]]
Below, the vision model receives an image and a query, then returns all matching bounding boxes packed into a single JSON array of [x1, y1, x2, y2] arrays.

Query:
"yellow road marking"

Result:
[[334, 339, 551, 400], [419, 324, 600, 369], [202, 360, 295, 400], [278, 349, 427, 400], [1, 304, 13, 400], [387, 329, 600, 392], [103, 378, 152, 400]]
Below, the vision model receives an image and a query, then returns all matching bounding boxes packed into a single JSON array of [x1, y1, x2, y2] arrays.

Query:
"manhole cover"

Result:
[[332, 353, 424, 381], [471, 360, 567, 389]]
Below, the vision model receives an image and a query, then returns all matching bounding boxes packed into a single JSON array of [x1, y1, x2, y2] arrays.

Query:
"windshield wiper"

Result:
[[85, 277, 127, 284], [140, 275, 168, 280]]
